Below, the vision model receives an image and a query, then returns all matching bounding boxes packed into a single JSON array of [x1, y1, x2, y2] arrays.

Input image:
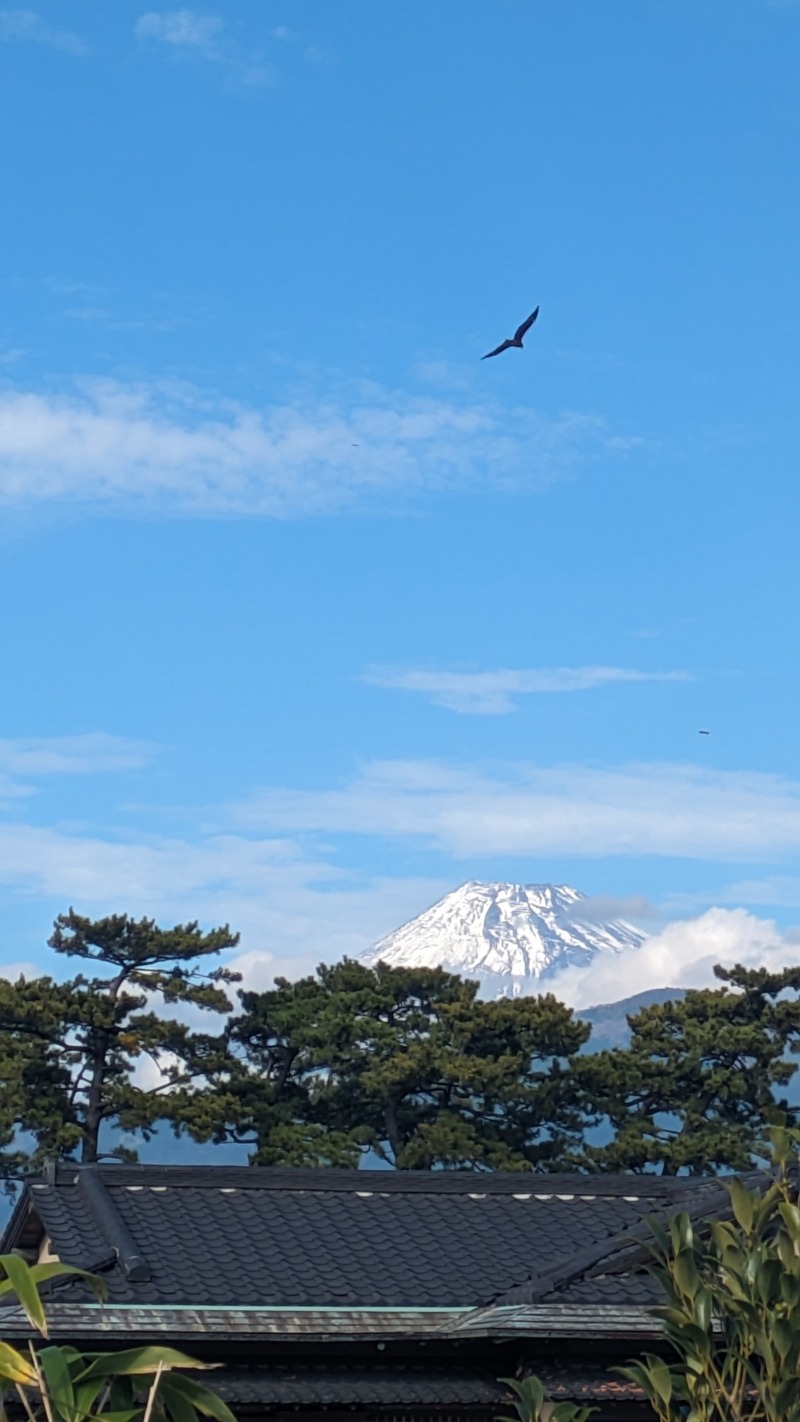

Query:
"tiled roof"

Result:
[[203, 1363, 644, 1407], [547, 1273, 662, 1305], [207, 1364, 510, 1407], [3, 1163, 728, 1313]]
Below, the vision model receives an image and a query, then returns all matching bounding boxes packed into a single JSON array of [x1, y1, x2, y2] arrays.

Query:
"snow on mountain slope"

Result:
[[360, 881, 646, 997]]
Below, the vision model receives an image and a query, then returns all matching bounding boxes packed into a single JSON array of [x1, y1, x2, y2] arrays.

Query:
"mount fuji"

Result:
[[360, 880, 647, 998]]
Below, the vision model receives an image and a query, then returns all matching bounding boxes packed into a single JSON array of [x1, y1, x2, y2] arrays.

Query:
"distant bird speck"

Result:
[[482, 306, 540, 360], [698, 729, 710, 735]]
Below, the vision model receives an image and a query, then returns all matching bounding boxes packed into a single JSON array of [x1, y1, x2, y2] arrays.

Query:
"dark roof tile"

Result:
[[5, 1164, 729, 1313]]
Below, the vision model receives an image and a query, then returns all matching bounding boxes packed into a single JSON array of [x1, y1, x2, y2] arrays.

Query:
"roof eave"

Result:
[[0, 1187, 44, 1257], [0, 1301, 662, 1343]]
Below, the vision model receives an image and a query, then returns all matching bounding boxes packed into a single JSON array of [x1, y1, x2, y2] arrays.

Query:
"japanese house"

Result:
[[0, 1164, 736, 1422]]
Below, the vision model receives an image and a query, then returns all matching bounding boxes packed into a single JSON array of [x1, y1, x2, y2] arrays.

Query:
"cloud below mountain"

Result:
[[549, 906, 800, 1009]]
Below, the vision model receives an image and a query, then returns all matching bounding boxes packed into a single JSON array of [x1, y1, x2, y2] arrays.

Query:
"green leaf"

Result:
[[647, 1216, 670, 1255], [0, 1254, 47, 1335], [612, 1364, 652, 1393], [91, 1411, 141, 1422], [159, 1375, 237, 1422], [550, 1406, 596, 1422], [0, 1341, 38, 1386], [644, 1357, 673, 1407], [499, 1376, 545, 1422], [728, 1178, 755, 1233], [774, 1377, 800, 1416], [74, 1379, 109, 1418], [158, 1377, 200, 1422], [78, 1350, 219, 1382], [39, 1347, 76, 1422], [693, 1287, 712, 1332], [670, 1213, 694, 1254], [29, 1263, 108, 1304], [779, 1201, 800, 1244], [673, 1249, 700, 1300]]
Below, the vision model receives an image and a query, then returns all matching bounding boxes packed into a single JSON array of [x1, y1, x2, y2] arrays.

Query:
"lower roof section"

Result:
[[200, 1364, 645, 1408], [208, 1365, 508, 1408]]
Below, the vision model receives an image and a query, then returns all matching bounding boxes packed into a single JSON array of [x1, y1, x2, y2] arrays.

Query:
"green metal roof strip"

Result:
[[60, 1303, 463, 1313]]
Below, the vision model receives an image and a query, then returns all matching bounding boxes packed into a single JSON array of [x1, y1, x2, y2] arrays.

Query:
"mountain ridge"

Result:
[[361, 879, 647, 998]]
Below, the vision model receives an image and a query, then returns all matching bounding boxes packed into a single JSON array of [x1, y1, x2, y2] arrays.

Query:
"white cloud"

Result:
[[549, 907, 800, 1009], [135, 9, 223, 49], [0, 733, 158, 777], [0, 9, 86, 54], [0, 733, 158, 809], [363, 665, 689, 716], [0, 379, 606, 517], [135, 9, 274, 87], [718, 876, 800, 909], [238, 758, 800, 862], [0, 818, 446, 986]]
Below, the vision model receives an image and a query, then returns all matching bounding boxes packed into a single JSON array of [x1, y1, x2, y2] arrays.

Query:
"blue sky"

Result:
[[1, 0, 800, 996]]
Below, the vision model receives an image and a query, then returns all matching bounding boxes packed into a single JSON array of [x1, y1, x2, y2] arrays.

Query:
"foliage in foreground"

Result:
[[616, 1125, 800, 1421], [516, 1128, 800, 1422], [0, 1252, 235, 1422], [499, 1373, 594, 1422]]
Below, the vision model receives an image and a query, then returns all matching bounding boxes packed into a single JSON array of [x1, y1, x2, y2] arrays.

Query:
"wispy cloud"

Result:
[[669, 875, 800, 913], [135, 9, 275, 87], [0, 733, 158, 808], [0, 8, 86, 55], [59, 305, 196, 334], [363, 665, 690, 715], [237, 758, 800, 863], [0, 817, 446, 987], [0, 733, 158, 778], [564, 893, 660, 926], [0, 732, 437, 978], [0, 378, 609, 517], [135, 9, 222, 48], [1, 735, 798, 993]]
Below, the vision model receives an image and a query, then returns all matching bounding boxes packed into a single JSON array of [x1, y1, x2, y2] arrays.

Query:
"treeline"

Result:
[[1, 910, 799, 1177]]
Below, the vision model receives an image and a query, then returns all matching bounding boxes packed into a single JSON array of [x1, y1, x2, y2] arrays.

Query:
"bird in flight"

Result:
[[698, 729, 710, 735], [482, 306, 540, 360]]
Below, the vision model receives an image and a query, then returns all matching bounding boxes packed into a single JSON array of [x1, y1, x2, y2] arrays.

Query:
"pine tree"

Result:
[[575, 965, 800, 1174], [0, 910, 240, 1164], [219, 958, 591, 1169]]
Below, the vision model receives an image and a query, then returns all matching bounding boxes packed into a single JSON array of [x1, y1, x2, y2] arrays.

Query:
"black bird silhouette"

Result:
[[482, 306, 540, 360], [698, 729, 710, 735]]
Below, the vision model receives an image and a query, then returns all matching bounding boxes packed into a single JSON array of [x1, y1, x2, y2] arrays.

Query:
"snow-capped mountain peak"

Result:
[[360, 880, 645, 996]]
